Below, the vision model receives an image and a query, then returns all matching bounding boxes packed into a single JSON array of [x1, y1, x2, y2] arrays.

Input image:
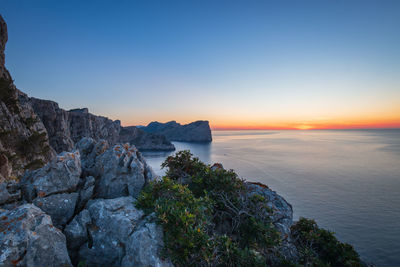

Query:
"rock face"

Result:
[[0, 15, 55, 179], [0, 204, 72, 266], [65, 197, 171, 267], [142, 120, 212, 142], [30, 97, 176, 153], [76, 138, 156, 199]]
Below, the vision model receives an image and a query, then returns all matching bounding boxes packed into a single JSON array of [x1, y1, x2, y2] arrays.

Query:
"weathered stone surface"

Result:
[[142, 120, 212, 142], [76, 139, 156, 199], [30, 98, 175, 153], [0, 182, 20, 206], [77, 197, 144, 266], [77, 176, 95, 210], [94, 144, 147, 199], [0, 15, 11, 80], [33, 192, 78, 229], [30, 97, 74, 153], [0, 204, 72, 266], [121, 222, 173, 267], [76, 137, 108, 176], [64, 209, 91, 251], [20, 151, 81, 201]]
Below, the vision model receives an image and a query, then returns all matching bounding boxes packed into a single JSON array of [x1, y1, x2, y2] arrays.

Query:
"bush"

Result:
[[137, 151, 280, 266], [137, 177, 214, 265], [291, 217, 363, 266]]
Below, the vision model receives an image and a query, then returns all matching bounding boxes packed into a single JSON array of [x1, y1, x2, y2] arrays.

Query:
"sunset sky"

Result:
[[1, 0, 399, 130]]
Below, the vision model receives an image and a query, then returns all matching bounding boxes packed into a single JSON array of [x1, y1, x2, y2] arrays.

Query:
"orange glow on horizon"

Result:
[[211, 120, 400, 131]]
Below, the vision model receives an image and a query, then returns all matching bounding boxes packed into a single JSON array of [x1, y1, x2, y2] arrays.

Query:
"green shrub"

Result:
[[291, 217, 362, 266], [137, 177, 214, 265]]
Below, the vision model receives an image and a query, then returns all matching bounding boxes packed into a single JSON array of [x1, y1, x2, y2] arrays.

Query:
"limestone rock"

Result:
[[0, 204, 72, 266], [94, 143, 147, 199], [77, 197, 144, 266], [0, 15, 55, 178], [33, 192, 78, 229], [30, 97, 74, 153], [121, 222, 173, 267], [77, 175, 95, 210], [20, 151, 81, 201], [142, 120, 212, 142]]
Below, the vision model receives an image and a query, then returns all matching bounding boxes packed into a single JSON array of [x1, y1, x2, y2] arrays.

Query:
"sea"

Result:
[[141, 129, 400, 267]]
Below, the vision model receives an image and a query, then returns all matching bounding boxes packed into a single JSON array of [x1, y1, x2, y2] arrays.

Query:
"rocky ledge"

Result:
[[142, 120, 212, 142]]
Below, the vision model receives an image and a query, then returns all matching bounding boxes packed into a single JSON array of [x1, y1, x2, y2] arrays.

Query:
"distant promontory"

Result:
[[141, 120, 212, 142]]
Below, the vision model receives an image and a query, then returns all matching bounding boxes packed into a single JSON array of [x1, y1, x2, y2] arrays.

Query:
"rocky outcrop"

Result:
[[64, 197, 172, 267], [0, 15, 55, 179], [0, 204, 72, 266], [30, 97, 176, 153], [142, 120, 212, 142], [76, 138, 156, 199]]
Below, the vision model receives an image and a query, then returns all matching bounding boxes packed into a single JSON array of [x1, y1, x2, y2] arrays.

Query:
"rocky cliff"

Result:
[[30, 97, 175, 153], [142, 120, 212, 142], [0, 15, 55, 180]]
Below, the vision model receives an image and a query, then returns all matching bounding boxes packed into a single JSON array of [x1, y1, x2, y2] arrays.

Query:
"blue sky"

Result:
[[1, 0, 399, 128]]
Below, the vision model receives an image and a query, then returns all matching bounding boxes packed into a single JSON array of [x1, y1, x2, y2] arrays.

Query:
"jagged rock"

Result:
[[76, 139, 155, 199], [76, 197, 145, 266], [30, 98, 176, 153], [20, 150, 81, 201], [75, 137, 109, 176], [30, 97, 74, 153], [77, 176, 95, 210], [33, 192, 79, 229], [0, 182, 20, 206], [121, 222, 173, 267], [0, 204, 72, 266], [64, 209, 91, 252], [142, 120, 212, 142], [0, 15, 55, 178], [119, 126, 175, 151], [94, 143, 148, 199], [0, 15, 11, 80], [68, 108, 122, 146]]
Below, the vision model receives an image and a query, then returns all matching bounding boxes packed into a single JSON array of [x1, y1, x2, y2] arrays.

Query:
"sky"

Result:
[[1, 0, 399, 130]]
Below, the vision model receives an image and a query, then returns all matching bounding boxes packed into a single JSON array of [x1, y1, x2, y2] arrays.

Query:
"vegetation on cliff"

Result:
[[137, 151, 363, 266]]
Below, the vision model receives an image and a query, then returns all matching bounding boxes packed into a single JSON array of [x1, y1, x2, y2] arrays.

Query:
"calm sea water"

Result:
[[142, 130, 400, 267]]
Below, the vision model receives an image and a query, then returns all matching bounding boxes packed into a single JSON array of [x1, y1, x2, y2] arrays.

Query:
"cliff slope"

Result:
[[30, 98, 175, 153], [0, 15, 55, 180]]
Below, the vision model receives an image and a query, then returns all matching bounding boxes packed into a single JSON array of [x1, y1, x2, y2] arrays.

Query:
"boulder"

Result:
[[33, 192, 78, 229], [20, 150, 81, 201], [0, 204, 72, 266]]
